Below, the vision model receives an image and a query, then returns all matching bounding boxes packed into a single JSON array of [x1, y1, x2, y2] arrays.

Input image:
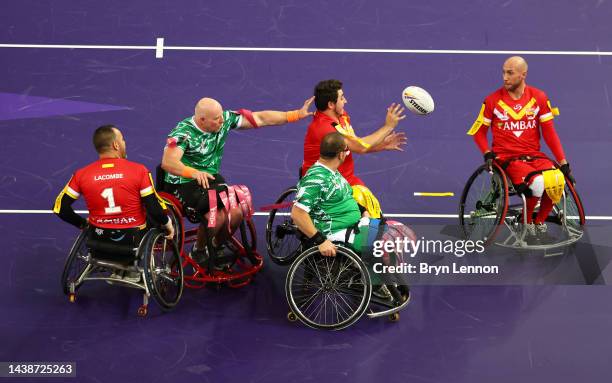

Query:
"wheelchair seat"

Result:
[[85, 236, 139, 266]]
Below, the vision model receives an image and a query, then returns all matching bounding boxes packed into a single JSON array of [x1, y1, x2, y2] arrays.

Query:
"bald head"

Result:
[[194, 97, 224, 132], [195, 98, 222, 119], [504, 56, 528, 73], [502, 56, 528, 94]]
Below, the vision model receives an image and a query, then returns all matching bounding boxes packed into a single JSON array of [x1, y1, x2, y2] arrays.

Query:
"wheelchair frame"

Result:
[[61, 227, 184, 317], [265, 186, 412, 330], [158, 191, 264, 289], [459, 162, 585, 253]]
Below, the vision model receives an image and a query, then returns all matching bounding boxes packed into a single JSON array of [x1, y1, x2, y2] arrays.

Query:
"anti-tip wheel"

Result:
[[287, 311, 297, 322], [137, 306, 148, 317]]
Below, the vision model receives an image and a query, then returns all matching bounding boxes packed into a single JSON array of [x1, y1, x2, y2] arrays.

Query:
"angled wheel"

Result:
[[61, 229, 90, 296], [286, 245, 372, 330], [459, 163, 509, 244], [141, 229, 184, 311], [266, 187, 304, 265]]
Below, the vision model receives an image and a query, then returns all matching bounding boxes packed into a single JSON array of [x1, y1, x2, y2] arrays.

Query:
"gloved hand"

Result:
[[514, 182, 533, 197], [484, 151, 496, 172], [559, 163, 576, 185]]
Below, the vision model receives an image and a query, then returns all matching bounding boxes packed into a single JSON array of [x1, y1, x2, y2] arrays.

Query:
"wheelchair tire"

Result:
[[141, 229, 184, 311], [459, 163, 509, 244], [266, 187, 303, 266], [285, 245, 372, 330], [61, 230, 90, 296]]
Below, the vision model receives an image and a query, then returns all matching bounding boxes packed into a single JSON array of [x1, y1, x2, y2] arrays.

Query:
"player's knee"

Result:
[[529, 175, 545, 198]]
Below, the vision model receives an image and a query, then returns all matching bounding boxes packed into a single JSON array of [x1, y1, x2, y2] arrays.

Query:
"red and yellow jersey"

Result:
[[469, 85, 560, 160], [303, 111, 365, 186], [62, 158, 155, 229]]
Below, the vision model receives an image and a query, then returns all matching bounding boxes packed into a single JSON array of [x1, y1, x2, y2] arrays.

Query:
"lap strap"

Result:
[[206, 184, 254, 228], [500, 155, 548, 171]]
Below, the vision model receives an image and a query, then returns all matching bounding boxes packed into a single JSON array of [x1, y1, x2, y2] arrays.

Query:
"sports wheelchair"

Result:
[[155, 167, 263, 289], [459, 161, 585, 254], [264, 186, 413, 330], [61, 226, 184, 317]]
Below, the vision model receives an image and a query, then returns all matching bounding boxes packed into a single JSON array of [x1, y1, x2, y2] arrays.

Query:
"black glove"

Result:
[[514, 182, 533, 197], [484, 151, 496, 172], [559, 163, 576, 185]]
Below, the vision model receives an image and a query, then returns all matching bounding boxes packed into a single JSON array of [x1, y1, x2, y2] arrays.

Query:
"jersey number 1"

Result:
[[101, 188, 122, 214]]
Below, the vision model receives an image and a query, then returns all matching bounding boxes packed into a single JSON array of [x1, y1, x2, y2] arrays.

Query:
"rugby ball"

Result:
[[402, 86, 434, 115]]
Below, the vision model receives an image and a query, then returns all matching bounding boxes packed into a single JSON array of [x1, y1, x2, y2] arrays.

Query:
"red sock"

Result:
[[535, 193, 554, 224], [525, 196, 539, 223]]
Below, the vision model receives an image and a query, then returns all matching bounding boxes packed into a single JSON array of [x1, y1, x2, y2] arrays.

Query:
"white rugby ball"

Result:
[[402, 86, 434, 115]]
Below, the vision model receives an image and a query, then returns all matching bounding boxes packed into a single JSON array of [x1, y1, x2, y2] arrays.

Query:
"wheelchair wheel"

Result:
[[285, 245, 372, 330], [459, 164, 509, 244], [556, 182, 586, 229], [61, 230, 90, 296], [141, 229, 184, 311], [266, 187, 303, 266], [162, 197, 185, 254], [237, 219, 257, 254]]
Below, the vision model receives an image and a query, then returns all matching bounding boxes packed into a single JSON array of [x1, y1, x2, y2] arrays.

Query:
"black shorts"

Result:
[[86, 226, 146, 264], [163, 174, 228, 216]]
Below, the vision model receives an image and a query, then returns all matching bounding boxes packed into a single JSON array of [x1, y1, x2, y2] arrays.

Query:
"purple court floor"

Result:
[[2, 1, 612, 382]]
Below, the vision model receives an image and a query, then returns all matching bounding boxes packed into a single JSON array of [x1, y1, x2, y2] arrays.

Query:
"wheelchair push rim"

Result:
[[266, 187, 303, 266], [141, 229, 184, 311], [459, 163, 509, 245], [285, 245, 372, 330], [159, 194, 186, 254]]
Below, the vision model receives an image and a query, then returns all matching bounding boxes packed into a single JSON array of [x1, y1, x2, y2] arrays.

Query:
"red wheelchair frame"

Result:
[[158, 188, 263, 289]]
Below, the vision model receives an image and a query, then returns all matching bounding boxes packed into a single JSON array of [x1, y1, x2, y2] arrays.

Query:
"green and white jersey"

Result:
[[294, 162, 361, 236], [165, 111, 242, 184]]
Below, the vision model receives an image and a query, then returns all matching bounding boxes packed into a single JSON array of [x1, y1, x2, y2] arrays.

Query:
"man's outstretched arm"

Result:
[[238, 97, 314, 129]]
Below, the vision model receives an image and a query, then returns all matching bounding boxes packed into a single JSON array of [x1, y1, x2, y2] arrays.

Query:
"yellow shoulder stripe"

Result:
[[53, 178, 77, 214], [547, 100, 560, 116], [148, 173, 167, 209], [467, 103, 486, 136]]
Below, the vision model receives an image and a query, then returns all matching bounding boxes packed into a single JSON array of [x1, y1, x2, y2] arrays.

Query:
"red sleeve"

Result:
[[541, 121, 565, 162], [138, 166, 155, 197], [67, 172, 81, 197], [473, 124, 490, 154], [472, 99, 493, 154], [536, 91, 565, 162]]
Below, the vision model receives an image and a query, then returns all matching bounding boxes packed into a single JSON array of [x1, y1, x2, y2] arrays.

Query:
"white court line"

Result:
[[2, 210, 611, 220], [2, 42, 612, 56], [0, 44, 154, 50]]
